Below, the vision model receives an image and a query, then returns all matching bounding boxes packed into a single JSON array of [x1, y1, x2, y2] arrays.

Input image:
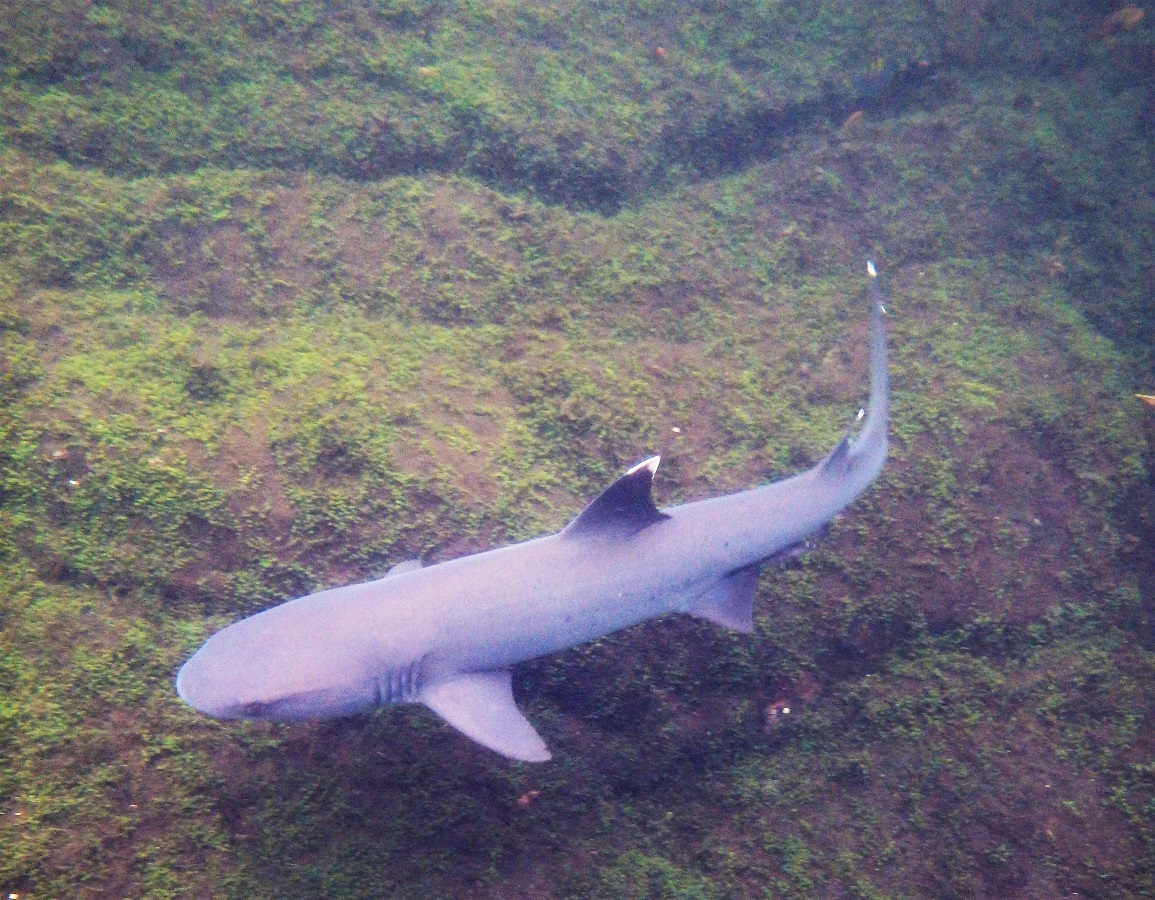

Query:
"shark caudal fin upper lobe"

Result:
[[854, 260, 889, 478], [819, 261, 889, 490]]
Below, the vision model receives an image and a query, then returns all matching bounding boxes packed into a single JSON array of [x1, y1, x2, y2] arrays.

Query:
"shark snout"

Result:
[[176, 613, 380, 722], [175, 650, 237, 718], [176, 609, 292, 719]]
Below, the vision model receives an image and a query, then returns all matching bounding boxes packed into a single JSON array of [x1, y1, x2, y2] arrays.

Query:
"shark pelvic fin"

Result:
[[688, 564, 760, 633], [386, 559, 423, 576], [420, 670, 551, 762], [562, 455, 670, 539], [819, 434, 852, 476]]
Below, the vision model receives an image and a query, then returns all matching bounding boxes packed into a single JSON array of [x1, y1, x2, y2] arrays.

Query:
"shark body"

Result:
[[176, 266, 889, 762]]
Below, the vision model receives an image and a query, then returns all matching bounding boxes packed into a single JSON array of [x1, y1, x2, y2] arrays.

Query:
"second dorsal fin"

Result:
[[562, 456, 670, 539]]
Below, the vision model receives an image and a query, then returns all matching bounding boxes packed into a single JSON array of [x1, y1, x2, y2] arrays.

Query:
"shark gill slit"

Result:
[[377, 660, 422, 705], [404, 661, 420, 701]]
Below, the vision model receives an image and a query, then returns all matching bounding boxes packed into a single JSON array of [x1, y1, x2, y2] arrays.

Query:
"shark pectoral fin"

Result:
[[688, 565, 760, 633], [419, 670, 552, 763]]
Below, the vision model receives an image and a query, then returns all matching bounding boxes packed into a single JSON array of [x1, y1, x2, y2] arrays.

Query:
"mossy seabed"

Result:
[[2, 1, 1154, 897]]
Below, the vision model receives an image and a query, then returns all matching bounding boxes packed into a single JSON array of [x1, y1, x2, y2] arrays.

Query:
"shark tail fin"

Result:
[[819, 260, 889, 486], [849, 260, 889, 475]]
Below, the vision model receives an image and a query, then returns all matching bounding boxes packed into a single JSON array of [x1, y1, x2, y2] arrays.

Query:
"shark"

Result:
[[176, 262, 889, 762]]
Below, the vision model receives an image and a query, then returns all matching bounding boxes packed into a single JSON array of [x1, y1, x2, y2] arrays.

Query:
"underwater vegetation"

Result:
[[1, 0, 1154, 897]]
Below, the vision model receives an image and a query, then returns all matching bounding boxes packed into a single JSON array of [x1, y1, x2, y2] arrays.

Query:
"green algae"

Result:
[[2, 1, 1155, 897]]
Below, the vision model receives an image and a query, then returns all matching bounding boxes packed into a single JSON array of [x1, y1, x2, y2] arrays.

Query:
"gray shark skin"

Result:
[[176, 264, 889, 762]]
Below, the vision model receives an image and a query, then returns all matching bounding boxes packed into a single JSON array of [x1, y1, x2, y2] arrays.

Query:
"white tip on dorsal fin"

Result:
[[386, 559, 423, 577], [562, 455, 670, 539], [626, 455, 661, 477]]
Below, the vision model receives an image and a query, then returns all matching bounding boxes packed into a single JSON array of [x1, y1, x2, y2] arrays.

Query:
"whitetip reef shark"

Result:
[[176, 262, 889, 762]]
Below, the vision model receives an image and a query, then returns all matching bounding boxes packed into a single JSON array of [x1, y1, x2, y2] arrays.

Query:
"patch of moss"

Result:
[[2, 2, 1154, 897]]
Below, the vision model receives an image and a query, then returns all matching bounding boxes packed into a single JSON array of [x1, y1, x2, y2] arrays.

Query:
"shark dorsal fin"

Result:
[[562, 456, 670, 539]]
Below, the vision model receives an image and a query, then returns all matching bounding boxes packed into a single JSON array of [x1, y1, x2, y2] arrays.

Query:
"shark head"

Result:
[[175, 605, 378, 721]]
